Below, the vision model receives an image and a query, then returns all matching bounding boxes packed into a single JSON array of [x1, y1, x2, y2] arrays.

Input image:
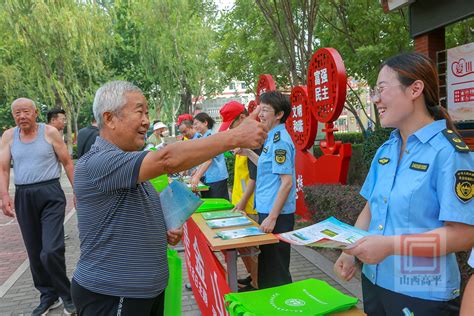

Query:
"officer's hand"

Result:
[[1, 194, 15, 218], [231, 106, 267, 149], [334, 253, 356, 281], [260, 215, 277, 233], [343, 235, 394, 264], [167, 227, 183, 246], [190, 175, 200, 192]]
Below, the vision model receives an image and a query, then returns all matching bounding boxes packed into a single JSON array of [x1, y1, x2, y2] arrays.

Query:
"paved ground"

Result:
[[0, 172, 362, 315]]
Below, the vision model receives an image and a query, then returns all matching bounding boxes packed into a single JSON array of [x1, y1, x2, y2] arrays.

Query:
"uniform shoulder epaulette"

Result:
[[442, 129, 470, 153], [273, 131, 280, 143]]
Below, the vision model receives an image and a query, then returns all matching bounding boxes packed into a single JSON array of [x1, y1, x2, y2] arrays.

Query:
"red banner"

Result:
[[183, 218, 230, 316]]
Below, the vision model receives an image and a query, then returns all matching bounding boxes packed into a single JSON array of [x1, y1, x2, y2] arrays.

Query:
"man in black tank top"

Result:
[[0, 98, 76, 315]]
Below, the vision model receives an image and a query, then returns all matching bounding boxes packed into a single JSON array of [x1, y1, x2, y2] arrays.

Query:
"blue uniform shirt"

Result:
[[201, 130, 228, 183], [255, 124, 296, 214], [360, 119, 474, 301]]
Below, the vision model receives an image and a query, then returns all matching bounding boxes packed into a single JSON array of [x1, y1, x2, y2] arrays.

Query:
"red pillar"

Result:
[[414, 27, 446, 62]]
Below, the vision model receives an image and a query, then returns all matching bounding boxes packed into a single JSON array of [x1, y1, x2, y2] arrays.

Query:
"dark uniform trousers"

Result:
[[362, 274, 460, 316], [15, 178, 71, 303], [257, 213, 294, 289]]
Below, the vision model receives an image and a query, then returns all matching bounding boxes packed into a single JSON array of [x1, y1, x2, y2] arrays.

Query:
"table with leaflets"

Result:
[[182, 205, 365, 316]]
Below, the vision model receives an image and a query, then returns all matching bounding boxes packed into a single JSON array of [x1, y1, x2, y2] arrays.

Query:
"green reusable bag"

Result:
[[195, 198, 234, 213], [163, 248, 182, 316], [150, 174, 169, 193], [224, 278, 358, 316]]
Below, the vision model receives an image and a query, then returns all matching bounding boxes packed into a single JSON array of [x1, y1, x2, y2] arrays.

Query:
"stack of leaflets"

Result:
[[201, 210, 241, 220], [277, 217, 370, 249], [216, 227, 265, 240], [206, 216, 252, 229]]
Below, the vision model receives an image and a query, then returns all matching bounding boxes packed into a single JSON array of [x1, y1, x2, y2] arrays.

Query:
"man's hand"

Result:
[[231, 106, 267, 149], [260, 215, 277, 233], [343, 235, 394, 264], [1, 194, 15, 217], [167, 227, 183, 246]]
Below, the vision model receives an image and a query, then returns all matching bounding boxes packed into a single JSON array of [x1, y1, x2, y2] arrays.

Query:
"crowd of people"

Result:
[[0, 52, 472, 316]]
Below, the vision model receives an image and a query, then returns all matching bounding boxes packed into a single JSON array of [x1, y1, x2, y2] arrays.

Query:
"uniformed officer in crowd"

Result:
[[254, 91, 296, 289], [191, 112, 229, 199], [334, 52, 474, 315]]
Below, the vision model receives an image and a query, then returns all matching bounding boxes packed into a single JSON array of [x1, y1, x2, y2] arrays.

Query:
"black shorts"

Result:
[[71, 279, 165, 316]]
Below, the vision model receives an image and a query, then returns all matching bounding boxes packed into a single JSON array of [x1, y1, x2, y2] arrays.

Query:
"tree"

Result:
[[1, 0, 112, 150], [135, 0, 223, 121], [255, 0, 319, 86], [215, 0, 291, 92]]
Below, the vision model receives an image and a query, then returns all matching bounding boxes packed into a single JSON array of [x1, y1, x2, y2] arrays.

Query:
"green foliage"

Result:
[[316, 1, 412, 87], [334, 132, 365, 144], [214, 0, 291, 91], [225, 152, 235, 189], [362, 128, 393, 170], [303, 184, 366, 225]]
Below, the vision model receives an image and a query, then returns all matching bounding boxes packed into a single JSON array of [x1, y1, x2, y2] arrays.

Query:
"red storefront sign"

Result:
[[183, 218, 230, 316]]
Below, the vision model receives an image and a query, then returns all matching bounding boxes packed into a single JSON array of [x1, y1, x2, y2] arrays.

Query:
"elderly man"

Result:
[[71, 81, 267, 315], [0, 98, 76, 315]]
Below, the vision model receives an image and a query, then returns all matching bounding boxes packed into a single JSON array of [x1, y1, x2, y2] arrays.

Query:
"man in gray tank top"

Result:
[[0, 98, 76, 315]]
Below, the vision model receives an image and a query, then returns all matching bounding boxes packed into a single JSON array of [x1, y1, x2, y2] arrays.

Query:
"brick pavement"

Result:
[[0, 172, 362, 315]]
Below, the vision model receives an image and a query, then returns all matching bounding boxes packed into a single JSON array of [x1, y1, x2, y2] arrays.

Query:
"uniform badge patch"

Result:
[[263, 147, 268, 153], [454, 170, 473, 203], [273, 131, 280, 143], [378, 158, 390, 165], [274, 149, 287, 164], [410, 161, 429, 172]]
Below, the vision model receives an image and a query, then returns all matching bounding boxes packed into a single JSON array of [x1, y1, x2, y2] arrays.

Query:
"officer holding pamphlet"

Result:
[[334, 53, 474, 315]]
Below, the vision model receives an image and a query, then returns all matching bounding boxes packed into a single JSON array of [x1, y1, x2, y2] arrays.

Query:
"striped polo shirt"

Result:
[[73, 137, 168, 298]]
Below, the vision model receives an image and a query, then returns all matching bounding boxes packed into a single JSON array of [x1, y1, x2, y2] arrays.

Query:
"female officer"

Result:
[[334, 52, 474, 315], [191, 112, 229, 199], [255, 91, 296, 289]]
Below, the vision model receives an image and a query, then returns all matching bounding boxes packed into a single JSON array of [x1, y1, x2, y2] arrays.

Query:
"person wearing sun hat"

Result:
[[219, 100, 261, 292], [146, 121, 168, 149]]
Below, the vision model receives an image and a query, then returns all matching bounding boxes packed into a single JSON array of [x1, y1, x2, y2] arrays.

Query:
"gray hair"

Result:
[[93, 81, 142, 129], [11, 98, 36, 111]]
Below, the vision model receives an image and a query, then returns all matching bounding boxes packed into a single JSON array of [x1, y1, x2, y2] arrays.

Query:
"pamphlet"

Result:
[[277, 217, 370, 249], [160, 180, 203, 229], [216, 227, 266, 240], [206, 216, 252, 229], [202, 210, 242, 220]]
